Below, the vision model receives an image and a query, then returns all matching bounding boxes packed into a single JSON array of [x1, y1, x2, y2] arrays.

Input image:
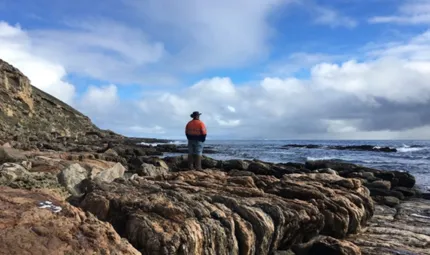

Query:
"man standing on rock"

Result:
[[185, 111, 207, 170]]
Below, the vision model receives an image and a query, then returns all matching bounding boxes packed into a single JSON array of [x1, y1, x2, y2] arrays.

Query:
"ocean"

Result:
[[160, 140, 430, 190]]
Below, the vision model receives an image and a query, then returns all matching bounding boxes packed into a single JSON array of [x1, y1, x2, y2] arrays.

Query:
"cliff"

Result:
[[0, 59, 130, 151]]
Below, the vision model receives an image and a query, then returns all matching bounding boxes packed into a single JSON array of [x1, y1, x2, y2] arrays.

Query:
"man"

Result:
[[185, 111, 207, 170]]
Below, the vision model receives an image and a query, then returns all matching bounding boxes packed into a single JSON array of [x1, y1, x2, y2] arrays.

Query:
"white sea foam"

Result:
[[168, 141, 186, 145], [139, 140, 186, 147], [306, 156, 337, 161], [397, 147, 426, 153], [139, 142, 159, 147]]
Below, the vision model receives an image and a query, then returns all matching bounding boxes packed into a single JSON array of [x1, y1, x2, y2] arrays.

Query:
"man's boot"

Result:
[[195, 155, 202, 171], [188, 154, 195, 170]]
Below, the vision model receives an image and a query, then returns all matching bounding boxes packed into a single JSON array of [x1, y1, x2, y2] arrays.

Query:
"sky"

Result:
[[1, 0, 430, 140]]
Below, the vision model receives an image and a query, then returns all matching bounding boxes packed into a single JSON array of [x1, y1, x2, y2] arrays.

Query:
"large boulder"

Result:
[[0, 147, 27, 164], [390, 171, 416, 188], [94, 162, 126, 184], [57, 163, 88, 196], [247, 161, 273, 175], [0, 186, 139, 255], [137, 162, 169, 177], [201, 156, 219, 169], [79, 170, 374, 254], [222, 159, 249, 171]]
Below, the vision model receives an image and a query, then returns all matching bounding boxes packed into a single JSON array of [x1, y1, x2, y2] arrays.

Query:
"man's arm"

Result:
[[185, 123, 191, 140], [200, 122, 207, 142]]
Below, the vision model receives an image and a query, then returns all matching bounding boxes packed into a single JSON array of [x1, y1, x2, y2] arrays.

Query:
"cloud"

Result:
[[128, 125, 166, 135], [100, 30, 430, 139], [125, 0, 292, 72], [3, 5, 430, 140], [369, 0, 430, 25], [312, 5, 358, 28], [0, 22, 76, 104], [29, 18, 168, 85], [79, 84, 119, 115], [0, 0, 294, 85], [367, 30, 430, 61], [265, 52, 348, 77], [0, 0, 357, 88]]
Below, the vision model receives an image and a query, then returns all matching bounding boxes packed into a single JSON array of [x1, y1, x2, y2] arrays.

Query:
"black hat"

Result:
[[190, 111, 202, 118]]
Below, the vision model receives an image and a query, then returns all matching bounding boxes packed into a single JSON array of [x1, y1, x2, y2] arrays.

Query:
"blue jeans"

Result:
[[188, 140, 204, 155]]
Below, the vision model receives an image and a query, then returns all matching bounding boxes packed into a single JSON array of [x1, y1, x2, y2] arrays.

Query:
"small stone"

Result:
[[383, 196, 400, 207], [362, 172, 375, 179], [103, 148, 118, 157], [365, 180, 391, 190], [21, 161, 32, 170], [316, 168, 338, 175], [393, 187, 416, 197]]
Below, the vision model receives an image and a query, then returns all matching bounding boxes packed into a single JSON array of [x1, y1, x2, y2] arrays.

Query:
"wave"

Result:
[[139, 142, 160, 147], [397, 147, 426, 153], [168, 140, 187, 145], [306, 156, 338, 161], [396, 144, 427, 153], [140, 140, 186, 147]]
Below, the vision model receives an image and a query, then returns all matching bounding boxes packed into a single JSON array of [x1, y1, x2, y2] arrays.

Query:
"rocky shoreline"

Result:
[[0, 142, 429, 255], [1, 58, 429, 254]]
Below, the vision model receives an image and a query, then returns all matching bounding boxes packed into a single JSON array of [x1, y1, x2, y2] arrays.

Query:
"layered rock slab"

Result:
[[0, 186, 139, 255], [79, 170, 374, 255], [349, 199, 430, 255]]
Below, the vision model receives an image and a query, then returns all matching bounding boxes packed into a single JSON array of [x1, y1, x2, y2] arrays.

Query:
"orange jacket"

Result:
[[185, 120, 207, 142]]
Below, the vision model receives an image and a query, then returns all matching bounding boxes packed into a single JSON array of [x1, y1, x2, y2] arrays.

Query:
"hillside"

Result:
[[0, 58, 125, 149]]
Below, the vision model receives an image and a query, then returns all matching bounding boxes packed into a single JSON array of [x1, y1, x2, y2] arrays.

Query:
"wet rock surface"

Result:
[[0, 186, 140, 255], [349, 199, 430, 255]]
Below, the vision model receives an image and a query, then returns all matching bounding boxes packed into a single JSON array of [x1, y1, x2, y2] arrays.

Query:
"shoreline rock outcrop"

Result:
[[0, 186, 140, 255], [78, 170, 373, 254]]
